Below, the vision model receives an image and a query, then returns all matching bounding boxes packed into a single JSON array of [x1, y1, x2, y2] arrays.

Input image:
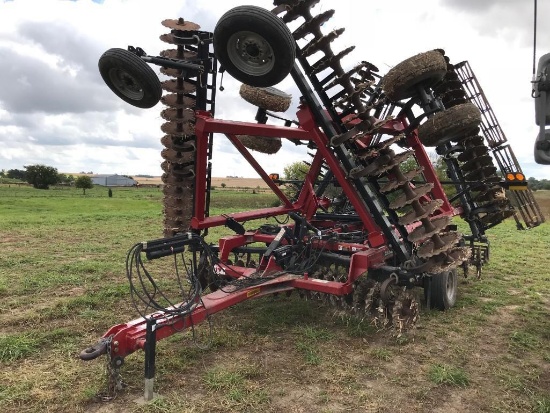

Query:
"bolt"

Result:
[[113, 357, 124, 367]]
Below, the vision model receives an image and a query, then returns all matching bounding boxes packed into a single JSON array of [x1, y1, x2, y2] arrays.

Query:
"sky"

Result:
[[1, 0, 549, 179]]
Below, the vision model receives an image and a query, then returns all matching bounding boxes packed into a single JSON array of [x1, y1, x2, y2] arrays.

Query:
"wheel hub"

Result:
[[109, 68, 144, 100], [228, 31, 274, 76], [244, 43, 260, 58]]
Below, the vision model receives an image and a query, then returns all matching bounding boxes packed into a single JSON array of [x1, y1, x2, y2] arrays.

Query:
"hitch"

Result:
[[79, 337, 109, 361]]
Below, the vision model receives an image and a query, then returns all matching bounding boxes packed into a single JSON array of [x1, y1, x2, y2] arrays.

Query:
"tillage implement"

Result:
[[81, 2, 544, 399]]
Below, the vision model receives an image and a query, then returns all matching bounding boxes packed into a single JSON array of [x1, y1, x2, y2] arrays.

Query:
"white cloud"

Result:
[[0, 0, 548, 181]]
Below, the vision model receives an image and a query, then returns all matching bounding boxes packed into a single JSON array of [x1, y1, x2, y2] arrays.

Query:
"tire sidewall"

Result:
[[444, 269, 458, 308], [418, 103, 481, 147], [431, 269, 458, 310]]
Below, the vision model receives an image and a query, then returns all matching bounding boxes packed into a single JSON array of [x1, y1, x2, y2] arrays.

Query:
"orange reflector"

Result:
[[506, 173, 515, 181], [515, 173, 525, 181]]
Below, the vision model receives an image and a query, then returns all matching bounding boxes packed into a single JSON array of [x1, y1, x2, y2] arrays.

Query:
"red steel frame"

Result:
[[91, 103, 460, 363]]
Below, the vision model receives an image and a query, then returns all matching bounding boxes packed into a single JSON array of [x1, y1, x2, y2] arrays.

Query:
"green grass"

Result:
[[510, 331, 541, 352], [204, 368, 246, 391], [535, 397, 550, 413], [203, 365, 269, 407], [0, 328, 80, 362], [0, 333, 42, 362], [0, 185, 549, 413], [371, 347, 392, 361], [428, 364, 470, 387]]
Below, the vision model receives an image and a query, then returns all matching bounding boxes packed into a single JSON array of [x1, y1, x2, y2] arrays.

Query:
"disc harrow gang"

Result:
[[270, 0, 469, 324], [432, 56, 515, 228], [278, 0, 477, 299], [84, 2, 544, 400], [159, 18, 200, 237], [158, 19, 216, 237]]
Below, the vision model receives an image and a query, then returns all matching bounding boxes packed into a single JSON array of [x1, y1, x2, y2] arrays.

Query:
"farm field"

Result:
[[0, 185, 549, 413], [67, 174, 271, 190]]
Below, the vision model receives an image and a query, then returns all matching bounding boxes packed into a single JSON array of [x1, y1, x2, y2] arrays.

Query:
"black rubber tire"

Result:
[[239, 84, 292, 112], [213, 6, 296, 87], [430, 269, 458, 310], [382, 50, 447, 101], [237, 135, 282, 154], [418, 103, 481, 147], [98, 48, 162, 108]]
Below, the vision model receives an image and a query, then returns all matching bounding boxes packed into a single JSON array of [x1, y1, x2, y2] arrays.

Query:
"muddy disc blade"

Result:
[[390, 183, 434, 210], [161, 148, 195, 164], [463, 165, 498, 182], [161, 79, 196, 94], [457, 144, 488, 162], [460, 154, 494, 172], [420, 246, 471, 274], [161, 121, 196, 136], [160, 49, 198, 60], [161, 19, 200, 31], [161, 93, 196, 109], [293, 10, 335, 40], [160, 108, 195, 122], [473, 186, 506, 202], [380, 168, 424, 193], [398, 199, 443, 226], [408, 215, 451, 243], [416, 231, 462, 259]]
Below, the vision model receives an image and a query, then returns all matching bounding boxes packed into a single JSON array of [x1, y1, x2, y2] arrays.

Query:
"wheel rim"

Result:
[[108, 68, 144, 100], [227, 31, 275, 76]]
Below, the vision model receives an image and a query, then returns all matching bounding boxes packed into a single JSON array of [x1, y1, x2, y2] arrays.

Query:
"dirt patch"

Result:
[[532, 190, 550, 220]]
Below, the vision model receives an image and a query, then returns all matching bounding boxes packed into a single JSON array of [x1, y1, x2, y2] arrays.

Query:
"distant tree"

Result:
[[528, 176, 550, 191], [57, 173, 75, 185], [282, 161, 310, 200], [528, 177, 539, 191], [0, 169, 4, 177], [400, 156, 421, 174], [7, 168, 26, 181], [283, 161, 309, 181], [426, 153, 457, 199], [108, 188, 113, 198], [75, 175, 94, 194], [221, 183, 226, 188], [24, 165, 59, 189]]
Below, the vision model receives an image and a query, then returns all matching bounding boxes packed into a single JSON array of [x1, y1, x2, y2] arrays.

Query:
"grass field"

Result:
[[0, 185, 549, 413]]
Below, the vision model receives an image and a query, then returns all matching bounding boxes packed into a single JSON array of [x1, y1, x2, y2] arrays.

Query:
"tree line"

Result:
[[0, 165, 94, 193], [527, 177, 550, 191]]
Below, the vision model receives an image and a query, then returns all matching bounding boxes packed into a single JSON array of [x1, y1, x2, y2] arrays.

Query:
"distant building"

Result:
[[90, 174, 137, 187]]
